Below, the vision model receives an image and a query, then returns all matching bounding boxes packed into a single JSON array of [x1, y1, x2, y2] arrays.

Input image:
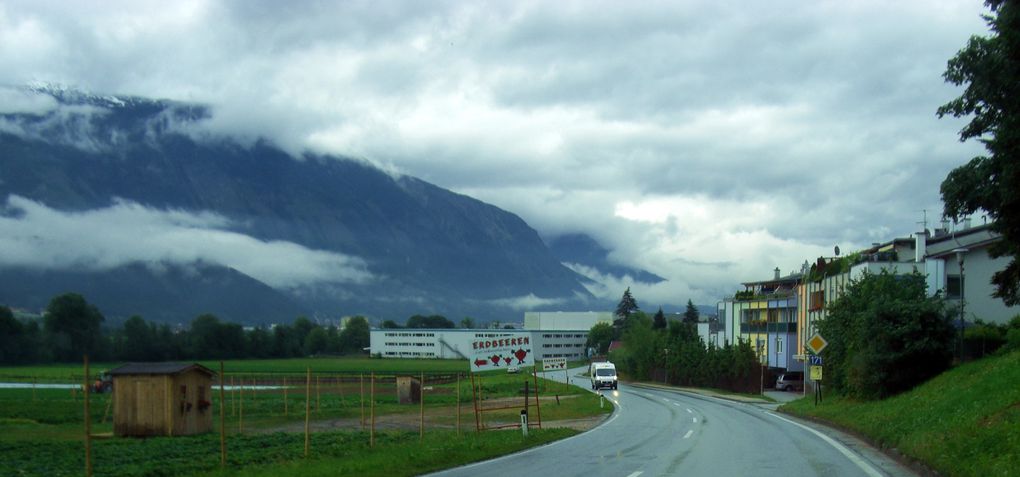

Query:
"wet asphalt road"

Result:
[[426, 366, 915, 477]]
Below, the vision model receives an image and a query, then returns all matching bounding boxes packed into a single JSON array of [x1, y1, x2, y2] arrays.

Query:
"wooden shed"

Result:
[[108, 362, 216, 437]]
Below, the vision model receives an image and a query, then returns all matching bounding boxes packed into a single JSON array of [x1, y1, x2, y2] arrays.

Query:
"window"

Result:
[[809, 290, 825, 311], [946, 275, 962, 299]]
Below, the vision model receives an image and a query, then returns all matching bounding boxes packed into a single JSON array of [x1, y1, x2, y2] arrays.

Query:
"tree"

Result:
[[817, 271, 955, 400], [0, 305, 27, 364], [652, 307, 667, 330], [615, 287, 640, 319], [43, 293, 105, 362], [587, 322, 615, 355], [683, 299, 700, 324], [304, 327, 329, 356], [938, 0, 1020, 305], [406, 314, 455, 329], [380, 320, 401, 329], [119, 315, 155, 361], [339, 316, 370, 353], [460, 317, 476, 329]]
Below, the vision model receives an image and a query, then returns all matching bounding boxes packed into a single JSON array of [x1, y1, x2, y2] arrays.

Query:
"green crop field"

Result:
[[0, 358, 608, 476]]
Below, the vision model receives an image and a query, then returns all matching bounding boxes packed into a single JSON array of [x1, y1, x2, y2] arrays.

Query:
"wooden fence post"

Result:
[[84, 355, 92, 477], [219, 362, 226, 468], [370, 372, 375, 447], [456, 373, 461, 436], [304, 368, 311, 458], [419, 371, 425, 442]]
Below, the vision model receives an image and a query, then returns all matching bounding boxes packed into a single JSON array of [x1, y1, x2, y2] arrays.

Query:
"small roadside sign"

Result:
[[806, 333, 828, 355], [810, 365, 823, 381], [808, 355, 823, 366], [542, 357, 567, 371]]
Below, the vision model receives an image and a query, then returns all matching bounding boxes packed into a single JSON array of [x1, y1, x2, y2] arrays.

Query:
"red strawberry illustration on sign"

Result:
[[490, 355, 501, 366], [514, 348, 528, 364], [503, 357, 512, 366]]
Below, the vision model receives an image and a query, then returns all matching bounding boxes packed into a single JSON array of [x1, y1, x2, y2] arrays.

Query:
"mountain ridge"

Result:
[[0, 86, 596, 324]]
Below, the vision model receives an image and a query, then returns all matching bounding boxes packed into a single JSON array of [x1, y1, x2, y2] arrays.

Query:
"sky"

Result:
[[0, 0, 993, 310]]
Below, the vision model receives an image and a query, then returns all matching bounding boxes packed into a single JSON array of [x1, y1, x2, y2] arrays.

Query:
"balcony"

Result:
[[740, 322, 797, 334]]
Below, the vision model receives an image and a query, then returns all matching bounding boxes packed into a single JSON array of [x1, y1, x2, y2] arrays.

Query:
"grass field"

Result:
[[0, 357, 472, 382], [780, 350, 1020, 477], [0, 358, 608, 476]]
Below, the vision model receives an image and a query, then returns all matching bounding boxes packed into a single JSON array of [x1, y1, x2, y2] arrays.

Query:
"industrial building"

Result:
[[369, 311, 612, 361]]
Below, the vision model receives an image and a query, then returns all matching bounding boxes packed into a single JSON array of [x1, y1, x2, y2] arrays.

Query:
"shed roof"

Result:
[[108, 362, 215, 377]]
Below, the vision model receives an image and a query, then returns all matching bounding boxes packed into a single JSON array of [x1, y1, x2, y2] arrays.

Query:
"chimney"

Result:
[[774, 267, 781, 280], [915, 231, 927, 263]]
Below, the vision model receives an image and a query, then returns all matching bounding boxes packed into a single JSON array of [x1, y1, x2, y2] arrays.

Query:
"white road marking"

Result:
[[686, 408, 693, 413], [626, 472, 643, 477], [692, 417, 698, 423], [683, 430, 694, 439], [769, 413, 883, 477], [673, 402, 681, 407]]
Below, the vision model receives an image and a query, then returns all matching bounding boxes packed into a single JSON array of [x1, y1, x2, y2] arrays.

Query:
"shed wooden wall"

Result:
[[112, 370, 213, 437]]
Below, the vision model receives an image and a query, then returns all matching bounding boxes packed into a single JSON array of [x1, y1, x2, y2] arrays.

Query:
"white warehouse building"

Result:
[[370, 311, 612, 361]]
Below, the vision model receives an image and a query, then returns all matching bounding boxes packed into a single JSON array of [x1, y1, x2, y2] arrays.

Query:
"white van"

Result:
[[590, 362, 618, 390]]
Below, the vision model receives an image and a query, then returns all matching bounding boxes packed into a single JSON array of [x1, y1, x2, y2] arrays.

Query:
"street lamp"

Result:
[[953, 248, 969, 359]]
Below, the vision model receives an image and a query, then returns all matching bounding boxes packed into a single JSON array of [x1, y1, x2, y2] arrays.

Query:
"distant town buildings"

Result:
[[719, 220, 1016, 375]]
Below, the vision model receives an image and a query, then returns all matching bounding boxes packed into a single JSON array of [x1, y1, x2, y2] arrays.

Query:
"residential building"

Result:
[[721, 268, 802, 372]]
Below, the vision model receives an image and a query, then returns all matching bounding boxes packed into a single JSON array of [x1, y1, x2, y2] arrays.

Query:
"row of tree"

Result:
[[0, 293, 370, 365], [598, 289, 763, 394]]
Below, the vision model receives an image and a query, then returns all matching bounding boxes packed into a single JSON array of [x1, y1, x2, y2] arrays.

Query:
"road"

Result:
[[427, 366, 915, 477]]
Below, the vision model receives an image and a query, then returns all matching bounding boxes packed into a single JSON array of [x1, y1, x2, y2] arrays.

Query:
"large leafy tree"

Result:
[[406, 314, 455, 329], [339, 316, 370, 353], [0, 305, 27, 364], [586, 322, 615, 354], [938, 0, 1020, 305], [44, 293, 105, 362]]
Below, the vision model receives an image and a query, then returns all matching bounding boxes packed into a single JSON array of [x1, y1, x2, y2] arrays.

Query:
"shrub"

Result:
[[818, 270, 955, 400]]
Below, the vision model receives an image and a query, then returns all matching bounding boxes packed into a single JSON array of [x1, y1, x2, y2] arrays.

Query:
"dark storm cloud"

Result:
[[0, 0, 991, 307]]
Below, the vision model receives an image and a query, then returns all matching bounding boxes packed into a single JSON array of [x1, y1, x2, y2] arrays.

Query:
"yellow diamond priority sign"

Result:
[[806, 333, 828, 355]]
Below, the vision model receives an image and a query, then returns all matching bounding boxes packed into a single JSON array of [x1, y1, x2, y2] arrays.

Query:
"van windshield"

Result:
[[596, 368, 615, 376]]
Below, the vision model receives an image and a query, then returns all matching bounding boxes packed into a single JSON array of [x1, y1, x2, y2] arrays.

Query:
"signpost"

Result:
[[468, 333, 534, 373], [806, 333, 828, 355], [806, 333, 827, 405], [542, 357, 569, 384], [542, 357, 567, 371]]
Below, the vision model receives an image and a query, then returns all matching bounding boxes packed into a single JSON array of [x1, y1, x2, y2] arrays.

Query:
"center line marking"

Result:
[[686, 408, 693, 413], [626, 472, 643, 477], [683, 430, 694, 439], [693, 417, 698, 423]]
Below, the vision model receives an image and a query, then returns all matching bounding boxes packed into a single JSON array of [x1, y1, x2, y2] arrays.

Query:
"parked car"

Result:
[[776, 372, 803, 391]]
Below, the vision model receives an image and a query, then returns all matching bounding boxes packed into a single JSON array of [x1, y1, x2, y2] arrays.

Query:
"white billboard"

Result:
[[469, 333, 534, 373]]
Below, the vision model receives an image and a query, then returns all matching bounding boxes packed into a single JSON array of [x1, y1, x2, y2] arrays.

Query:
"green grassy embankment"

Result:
[[780, 350, 1020, 476]]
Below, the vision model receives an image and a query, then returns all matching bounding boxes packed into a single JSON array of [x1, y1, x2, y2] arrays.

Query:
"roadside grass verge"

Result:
[[780, 350, 1020, 477]]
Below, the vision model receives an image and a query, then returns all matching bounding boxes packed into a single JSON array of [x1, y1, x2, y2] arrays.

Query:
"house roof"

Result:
[[108, 362, 215, 377]]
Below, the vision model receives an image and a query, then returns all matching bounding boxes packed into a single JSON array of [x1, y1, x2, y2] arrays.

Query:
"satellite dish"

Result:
[[834, 245, 841, 256]]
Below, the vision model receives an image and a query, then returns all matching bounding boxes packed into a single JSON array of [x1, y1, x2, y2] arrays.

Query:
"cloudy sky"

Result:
[[0, 0, 992, 308]]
